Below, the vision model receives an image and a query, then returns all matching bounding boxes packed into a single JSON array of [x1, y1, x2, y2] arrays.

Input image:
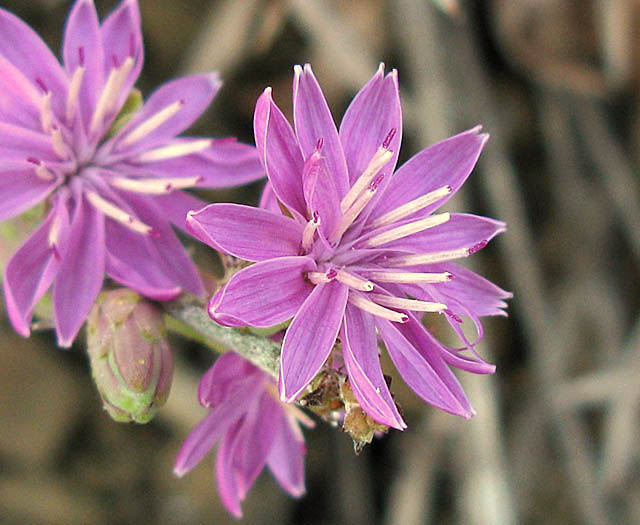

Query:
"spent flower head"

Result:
[[187, 64, 511, 429], [0, 0, 264, 346], [174, 352, 312, 518]]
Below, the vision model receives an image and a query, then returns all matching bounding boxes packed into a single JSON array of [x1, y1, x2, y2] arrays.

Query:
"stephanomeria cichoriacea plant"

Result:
[[174, 352, 311, 518], [0, 0, 264, 346], [187, 64, 511, 429]]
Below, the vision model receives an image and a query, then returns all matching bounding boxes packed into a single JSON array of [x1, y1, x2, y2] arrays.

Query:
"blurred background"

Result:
[[1, 0, 640, 523]]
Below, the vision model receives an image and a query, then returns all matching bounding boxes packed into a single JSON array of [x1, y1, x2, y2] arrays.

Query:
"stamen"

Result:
[[48, 214, 63, 260], [468, 240, 488, 254], [365, 270, 452, 284], [66, 66, 85, 123], [89, 57, 135, 135], [369, 293, 447, 312], [119, 99, 185, 147], [445, 309, 463, 323], [50, 126, 69, 159], [78, 46, 85, 66], [40, 92, 54, 133], [369, 185, 452, 228], [109, 175, 202, 194], [335, 269, 374, 291], [382, 128, 397, 148], [85, 191, 156, 236], [134, 139, 213, 162], [307, 268, 335, 285], [365, 212, 450, 247], [331, 173, 383, 242], [301, 213, 320, 252], [340, 146, 393, 212], [349, 292, 408, 323], [385, 247, 472, 267], [28, 158, 56, 181]]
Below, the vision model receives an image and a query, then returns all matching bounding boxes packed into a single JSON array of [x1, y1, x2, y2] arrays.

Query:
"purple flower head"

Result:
[[187, 64, 511, 429], [174, 352, 311, 518], [0, 0, 264, 346]]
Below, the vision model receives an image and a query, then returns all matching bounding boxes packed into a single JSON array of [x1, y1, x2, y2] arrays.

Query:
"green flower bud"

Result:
[[87, 289, 173, 423]]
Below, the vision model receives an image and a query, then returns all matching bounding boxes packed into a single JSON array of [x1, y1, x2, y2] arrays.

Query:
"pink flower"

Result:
[[0, 0, 264, 346], [174, 352, 311, 518], [187, 64, 511, 428]]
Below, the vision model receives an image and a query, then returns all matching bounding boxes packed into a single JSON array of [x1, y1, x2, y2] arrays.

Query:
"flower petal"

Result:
[[153, 190, 206, 232], [0, 163, 58, 221], [100, 0, 143, 115], [0, 7, 67, 116], [254, 88, 306, 218], [342, 304, 405, 429], [279, 280, 348, 402], [339, 64, 402, 184], [293, 64, 349, 198], [113, 73, 221, 153], [3, 200, 69, 337], [63, 0, 105, 127], [198, 353, 262, 408], [215, 420, 244, 518], [370, 127, 488, 223], [376, 314, 474, 418], [259, 181, 279, 212], [53, 194, 105, 347], [187, 203, 303, 262], [267, 411, 306, 497], [301, 151, 340, 238], [209, 256, 316, 328], [0, 54, 43, 128], [119, 190, 204, 297], [0, 122, 57, 161]]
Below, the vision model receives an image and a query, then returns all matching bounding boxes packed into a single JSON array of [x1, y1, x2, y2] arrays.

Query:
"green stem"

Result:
[[163, 296, 281, 378]]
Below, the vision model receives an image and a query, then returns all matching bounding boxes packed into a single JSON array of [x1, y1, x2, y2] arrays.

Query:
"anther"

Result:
[[86, 191, 156, 236], [134, 139, 213, 162], [119, 99, 185, 147], [369, 293, 447, 313], [66, 66, 85, 124], [109, 175, 202, 194], [369, 185, 452, 228], [468, 240, 487, 254], [78, 46, 85, 66], [444, 309, 463, 323], [335, 269, 374, 292], [300, 212, 320, 252], [365, 212, 450, 247], [365, 271, 452, 284], [35, 77, 48, 93], [349, 292, 408, 323]]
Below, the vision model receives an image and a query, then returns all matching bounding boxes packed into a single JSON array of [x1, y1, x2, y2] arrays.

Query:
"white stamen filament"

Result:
[[134, 139, 213, 162], [301, 214, 320, 251], [307, 271, 333, 285], [40, 92, 54, 133], [365, 271, 452, 283], [368, 293, 447, 312], [33, 161, 56, 181], [366, 212, 450, 247], [51, 127, 69, 159], [119, 100, 184, 147], [335, 269, 374, 291], [109, 175, 201, 194], [385, 247, 471, 267], [89, 57, 135, 135], [369, 185, 452, 228], [349, 292, 408, 323], [86, 191, 155, 235], [340, 147, 393, 212], [331, 179, 380, 242], [66, 66, 85, 123]]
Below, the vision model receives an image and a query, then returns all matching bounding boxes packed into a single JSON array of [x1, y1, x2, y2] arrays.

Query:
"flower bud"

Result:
[[86, 289, 173, 423]]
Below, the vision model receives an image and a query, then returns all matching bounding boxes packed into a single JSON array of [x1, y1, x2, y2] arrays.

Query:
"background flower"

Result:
[[174, 352, 311, 518], [0, 0, 264, 346]]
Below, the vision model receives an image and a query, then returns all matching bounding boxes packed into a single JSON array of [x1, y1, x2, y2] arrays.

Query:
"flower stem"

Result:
[[163, 296, 281, 378]]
